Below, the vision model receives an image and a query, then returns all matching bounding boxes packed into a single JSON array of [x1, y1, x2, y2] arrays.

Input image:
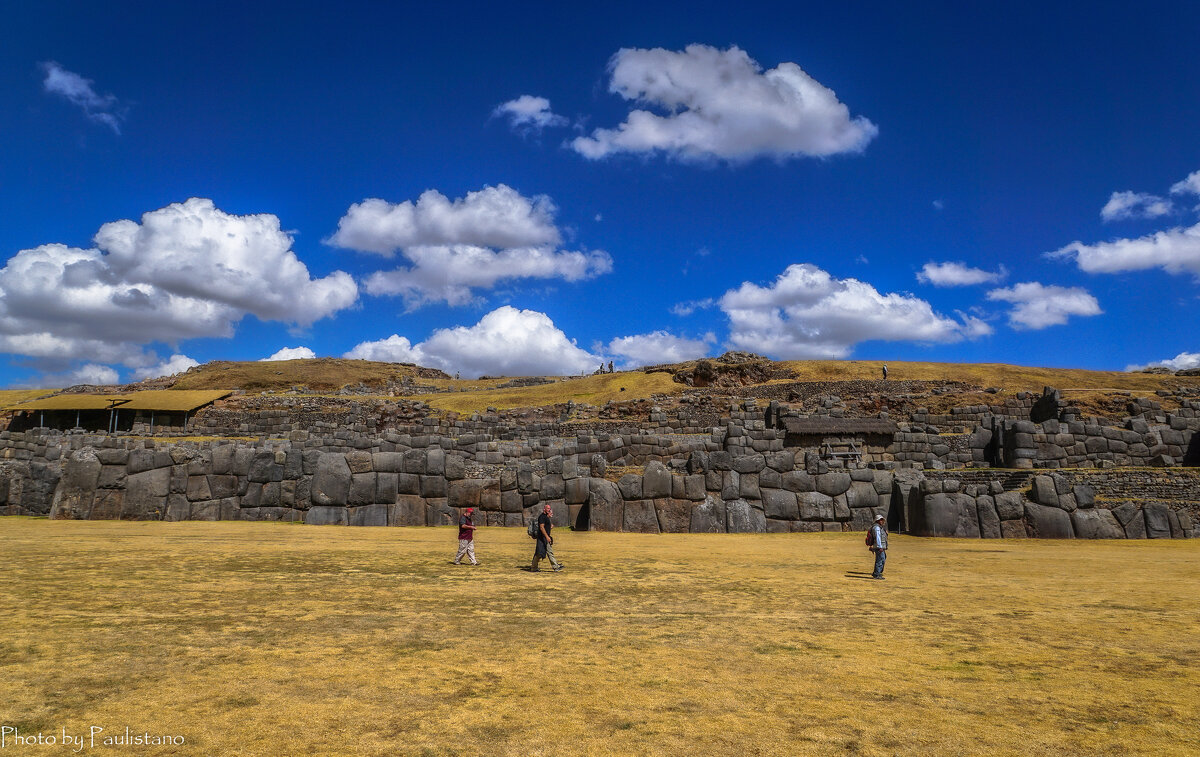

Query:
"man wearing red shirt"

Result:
[[454, 507, 479, 565]]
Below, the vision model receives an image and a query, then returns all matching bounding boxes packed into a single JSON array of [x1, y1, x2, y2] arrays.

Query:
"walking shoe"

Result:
[[553, 565, 564, 572], [872, 575, 885, 580]]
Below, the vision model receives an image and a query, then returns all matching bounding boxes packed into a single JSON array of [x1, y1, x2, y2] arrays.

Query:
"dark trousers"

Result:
[[872, 548, 886, 577]]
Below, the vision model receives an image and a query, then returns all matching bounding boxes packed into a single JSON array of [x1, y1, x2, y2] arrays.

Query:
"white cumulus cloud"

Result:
[[329, 185, 611, 308], [260, 347, 316, 361], [1049, 222, 1200, 277], [1169, 170, 1200, 197], [606, 331, 714, 368], [1100, 191, 1173, 222], [1126, 351, 1200, 372], [0, 200, 358, 370], [718, 263, 988, 359], [571, 44, 877, 163], [133, 354, 199, 380], [494, 95, 568, 133], [986, 282, 1102, 330], [345, 306, 599, 378], [40, 61, 124, 133], [327, 185, 560, 255], [917, 261, 1006, 287]]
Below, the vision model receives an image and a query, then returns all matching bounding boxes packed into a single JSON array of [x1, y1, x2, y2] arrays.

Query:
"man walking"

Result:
[[882, 363, 888, 381], [869, 512, 888, 579], [454, 507, 479, 565], [531, 503, 563, 572]]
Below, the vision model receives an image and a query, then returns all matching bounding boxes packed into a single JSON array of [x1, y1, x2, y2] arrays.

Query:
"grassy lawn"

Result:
[[1, 520, 1197, 756]]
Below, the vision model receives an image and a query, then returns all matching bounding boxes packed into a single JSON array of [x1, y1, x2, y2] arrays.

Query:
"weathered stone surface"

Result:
[[348, 503, 388, 527], [307, 506, 348, 526], [762, 488, 798, 520], [655, 498, 691, 533], [976, 495, 1001, 538], [540, 473, 565, 500], [312, 454, 351, 506], [389, 495, 426, 526], [782, 470, 815, 493], [642, 461, 672, 498], [565, 476, 590, 505], [816, 472, 851, 498], [444, 454, 465, 481], [396, 473, 419, 496], [733, 455, 766, 474], [1072, 485, 1096, 508], [993, 491, 1025, 521], [349, 472, 377, 506], [618, 473, 642, 500], [738, 472, 761, 500], [1031, 475, 1058, 507], [1110, 501, 1140, 527], [90, 489, 124, 519], [1070, 508, 1123, 539], [796, 491, 835, 521], [726, 498, 766, 533], [1123, 509, 1147, 539], [1143, 503, 1172, 539], [426, 499, 456, 527], [623, 500, 660, 533], [1025, 502, 1074, 539], [165, 493, 190, 521], [419, 475, 447, 499], [849, 508, 877, 531], [49, 448, 101, 519], [588, 479, 623, 532], [123, 468, 171, 519], [846, 481, 878, 509], [913, 493, 980, 538], [1000, 520, 1026, 538], [690, 494, 726, 533], [372, 451, 402, 473], [376, 472, 398, 504]]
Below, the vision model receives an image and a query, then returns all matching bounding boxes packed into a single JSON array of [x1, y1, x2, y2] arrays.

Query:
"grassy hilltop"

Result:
[[145, 356, 1200, 416]]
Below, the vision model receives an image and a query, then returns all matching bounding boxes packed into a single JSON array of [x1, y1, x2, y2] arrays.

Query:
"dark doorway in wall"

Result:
[[1185, 433, 1200, 467], [573, 501, 590, 531], [887, 484, 906, 533]]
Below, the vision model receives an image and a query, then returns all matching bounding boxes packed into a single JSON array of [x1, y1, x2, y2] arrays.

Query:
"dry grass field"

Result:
[[1, 520, 1197, 756]]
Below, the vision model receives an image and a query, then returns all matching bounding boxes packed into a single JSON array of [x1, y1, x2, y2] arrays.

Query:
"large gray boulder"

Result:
[[976, 495, 1001, 538], [312, 453, 352, 506], [912, 493, 980, 538], [690, 494, 726, 533], [993, 490, 1025, 521], [762, 489, 798, 520], [654, 498, 691, 533], [588, 479, 623, 531], [642, 461, 672, 498], [796, 491, 836, 521], [1025, 502, 1073, 539], [307, 506, 348, 526], [123, 467, 171, 519], [1143, 503, 1173, 539], [726, 498, 767, 533], [846, 481, 878, 509], [1070, 508, 1123, 539], [49, 447, 101, 519], [623, 500, 660, 533], [816, 472, 851, 498]]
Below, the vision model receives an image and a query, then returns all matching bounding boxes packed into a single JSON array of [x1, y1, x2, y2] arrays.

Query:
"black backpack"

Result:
[[527, 516, 540, 539]]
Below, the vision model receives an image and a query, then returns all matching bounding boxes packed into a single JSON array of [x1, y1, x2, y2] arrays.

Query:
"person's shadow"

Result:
[[844, 570, 877, 580]]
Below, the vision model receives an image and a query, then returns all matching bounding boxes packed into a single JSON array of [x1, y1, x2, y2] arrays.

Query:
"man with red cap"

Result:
[[454, 507, 479, 565]]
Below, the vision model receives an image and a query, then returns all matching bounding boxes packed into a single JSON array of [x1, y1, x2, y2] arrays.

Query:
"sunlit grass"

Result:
[[1, 519, 1196, 755]]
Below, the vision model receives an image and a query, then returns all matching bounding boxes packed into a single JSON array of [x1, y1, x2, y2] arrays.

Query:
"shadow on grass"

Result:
[[844, 571, 880, 580]]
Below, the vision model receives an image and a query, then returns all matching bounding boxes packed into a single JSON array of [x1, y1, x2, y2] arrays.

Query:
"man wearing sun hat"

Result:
[[454, 507, 479, 565], [868, 512, 889, 580]]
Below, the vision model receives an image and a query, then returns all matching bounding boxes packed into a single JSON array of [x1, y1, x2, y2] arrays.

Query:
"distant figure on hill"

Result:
[[532, 504, 563, 572], [882, 364, 888, 381], [868, 512, 888, 579], [607, 360, 614, 373], [454, 507, 479, 565]]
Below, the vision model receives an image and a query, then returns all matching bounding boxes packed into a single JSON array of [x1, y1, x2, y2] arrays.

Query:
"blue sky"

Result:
[[2, 1, 1198, 385]]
